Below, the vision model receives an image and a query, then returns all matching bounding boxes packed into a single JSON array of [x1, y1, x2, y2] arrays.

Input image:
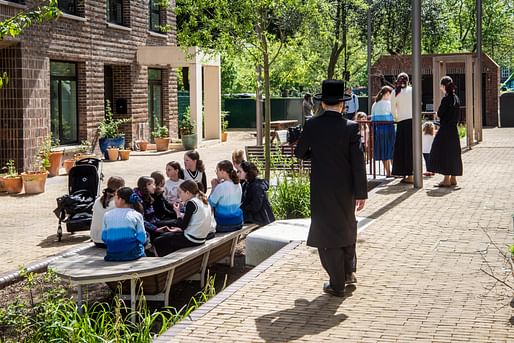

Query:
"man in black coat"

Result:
[[295, 79, 368, 297]]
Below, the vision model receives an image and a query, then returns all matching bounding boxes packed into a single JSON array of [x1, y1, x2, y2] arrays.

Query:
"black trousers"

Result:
[[153, 232, 202, 257], [318, 244, 356, 292]]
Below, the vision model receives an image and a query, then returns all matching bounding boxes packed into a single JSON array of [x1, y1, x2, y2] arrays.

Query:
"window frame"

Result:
[[149, 0, 162, 32], [57, 0, 78, 16], [107, 0, 125, 26]]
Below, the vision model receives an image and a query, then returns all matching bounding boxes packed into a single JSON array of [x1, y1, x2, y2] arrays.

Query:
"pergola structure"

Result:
[[137, 46, 221, 141], [432, 54, 483, 148]]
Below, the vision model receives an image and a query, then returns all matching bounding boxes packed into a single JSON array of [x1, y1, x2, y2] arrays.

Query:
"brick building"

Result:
[[370, 53, 499, 127], [0, 0, 178, 170]]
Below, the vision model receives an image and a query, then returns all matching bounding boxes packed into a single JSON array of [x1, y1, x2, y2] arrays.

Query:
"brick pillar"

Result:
[[84, 60, 105, 150], [130, 64, 148, 145]]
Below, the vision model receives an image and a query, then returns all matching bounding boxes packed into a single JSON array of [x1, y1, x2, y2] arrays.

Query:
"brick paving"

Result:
[[0, 131, 256, 275], [159, 127, 514, 342]]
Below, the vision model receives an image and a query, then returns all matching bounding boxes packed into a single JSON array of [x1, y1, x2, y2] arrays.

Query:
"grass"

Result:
[[0, 268, 220, 342]]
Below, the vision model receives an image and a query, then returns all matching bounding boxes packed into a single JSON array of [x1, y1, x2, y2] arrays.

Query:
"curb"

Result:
[[0, 242, 94, 290]]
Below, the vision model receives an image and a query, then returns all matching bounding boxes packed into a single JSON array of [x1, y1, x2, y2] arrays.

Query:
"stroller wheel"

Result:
[[57, 225, 63, 242]]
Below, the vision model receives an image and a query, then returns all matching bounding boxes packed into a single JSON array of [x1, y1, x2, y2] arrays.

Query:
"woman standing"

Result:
[[391, 72, 414, 183], [371, 86, 395, 177], [429, 76, 463, 187]]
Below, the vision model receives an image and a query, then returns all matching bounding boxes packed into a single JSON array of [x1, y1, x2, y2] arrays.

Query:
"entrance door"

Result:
[[148, 69, 162, 141], [50, 61, 78, 144]]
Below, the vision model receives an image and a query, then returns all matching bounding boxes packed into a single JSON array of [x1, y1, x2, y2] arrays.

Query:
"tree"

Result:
[[177, 0, 312, 181], [0, 0, 60, 89]]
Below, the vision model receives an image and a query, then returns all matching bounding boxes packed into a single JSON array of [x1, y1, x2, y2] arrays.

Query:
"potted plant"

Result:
[[119, 146, 131, 160], [180, 106, 197, 150], [21, 156, 48, 194], [136, 139, 149, 151], [98, 100, 130, 159], [73, 140, 95, 161], [39, 134, 63, 177], [2, 160, 23, 194], [152, 125, 170, 151], [221, 111, 230, 142], [107, 146, 120, 161]]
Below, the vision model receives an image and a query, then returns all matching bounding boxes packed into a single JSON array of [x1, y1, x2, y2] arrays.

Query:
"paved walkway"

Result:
[[157, 127, 514, 342], [0, 131, 256, 275]]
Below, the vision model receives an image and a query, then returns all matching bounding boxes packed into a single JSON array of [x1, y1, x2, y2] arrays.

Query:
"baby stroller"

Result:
[[54, 158, 102, 242]]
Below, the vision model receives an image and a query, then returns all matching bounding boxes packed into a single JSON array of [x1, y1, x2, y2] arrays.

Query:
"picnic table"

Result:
[[267, 120, 298, 143]]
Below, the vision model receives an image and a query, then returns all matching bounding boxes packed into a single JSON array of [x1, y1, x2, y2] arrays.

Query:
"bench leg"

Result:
[[163, 268, 175, 308], [77, 285, 83, 315], [229, 237, 239, 268], [130, 279, 136, 322], [200, 251, 210, 288]]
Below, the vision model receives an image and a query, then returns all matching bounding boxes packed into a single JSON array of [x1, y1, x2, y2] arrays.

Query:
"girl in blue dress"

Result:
[[371, 86, 395, 177]]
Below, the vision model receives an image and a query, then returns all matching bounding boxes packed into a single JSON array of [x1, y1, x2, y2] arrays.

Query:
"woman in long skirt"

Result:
[[391, 72, 413, 183], [429, 76, 463, 186], [371, 86, 395, 177]]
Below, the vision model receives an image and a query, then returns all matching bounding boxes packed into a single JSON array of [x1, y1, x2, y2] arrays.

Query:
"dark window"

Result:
[[107, 0, 124, 25], [149, 0, 161, 32], [58, 0, 78, 15], [51, 61, 78, 144]]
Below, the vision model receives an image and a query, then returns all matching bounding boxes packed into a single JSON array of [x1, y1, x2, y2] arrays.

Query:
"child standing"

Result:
[[164, 161, 184, 205], [90, 176, 125, 247], [422, 121, 435, 176], [153, 180, 214, 256], [209, 160, 243, 232], [180, 150, 207, 192], [102, 187, 147, 261], [354, 112, 369, 151]]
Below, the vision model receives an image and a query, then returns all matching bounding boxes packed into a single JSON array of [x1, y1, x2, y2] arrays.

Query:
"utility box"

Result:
[[499, 92, 514, 127]]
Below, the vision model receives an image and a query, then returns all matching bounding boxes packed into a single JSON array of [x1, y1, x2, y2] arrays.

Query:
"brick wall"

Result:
[[371, 53, 499, 127], [0, 0, 178, 169]]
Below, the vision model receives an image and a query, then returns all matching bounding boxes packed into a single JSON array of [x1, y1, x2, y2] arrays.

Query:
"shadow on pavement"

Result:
[[367, 187, 418, 220], [255, 294, 347, 342], [38, 233, 90, 248], [426, 186, 462, 197]]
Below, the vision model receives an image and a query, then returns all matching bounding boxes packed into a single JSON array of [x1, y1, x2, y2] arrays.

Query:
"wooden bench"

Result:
[[48, 224, 258, 312], [245, 145, 311, 172]]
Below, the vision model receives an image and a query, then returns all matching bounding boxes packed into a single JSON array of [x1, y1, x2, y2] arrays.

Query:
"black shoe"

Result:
[[345, 272, 357, 285], [323, 282, 345, 297]]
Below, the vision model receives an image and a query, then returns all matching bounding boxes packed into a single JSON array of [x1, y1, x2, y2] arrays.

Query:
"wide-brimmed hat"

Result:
[[314, 80, 353, 104]]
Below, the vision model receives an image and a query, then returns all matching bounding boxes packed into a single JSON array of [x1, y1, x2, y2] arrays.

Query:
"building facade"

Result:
[[0, 0, 178, 170], [370, 53, 499, 127]]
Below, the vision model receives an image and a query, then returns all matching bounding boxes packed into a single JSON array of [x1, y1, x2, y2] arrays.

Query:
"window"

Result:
[[149, 0, 161, 32], [7, 0, 25, 4], [107, 0, 124, 25], [51, 61, 78, 144], [58, 0, 78, 15]]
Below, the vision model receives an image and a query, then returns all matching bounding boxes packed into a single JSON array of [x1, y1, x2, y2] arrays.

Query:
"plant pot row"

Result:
[[107, 148, 131, 161], [0, 171, 48, 194]]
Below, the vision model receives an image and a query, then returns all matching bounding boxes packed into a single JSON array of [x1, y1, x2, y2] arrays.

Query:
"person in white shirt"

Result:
[[422, 122, 436, 176], [344, 87, 359, 120], [164, 161, 184, 205], [391, 72, 414, 184], [90, 176, 125, 247]]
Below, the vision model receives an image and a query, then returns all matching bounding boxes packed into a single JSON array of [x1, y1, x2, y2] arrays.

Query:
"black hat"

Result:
[[314, 80, 352, 104]]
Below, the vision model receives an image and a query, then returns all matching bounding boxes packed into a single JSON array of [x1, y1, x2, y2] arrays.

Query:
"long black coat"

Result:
[[295, 110, 368, 248], [241, 178, 275, 226]]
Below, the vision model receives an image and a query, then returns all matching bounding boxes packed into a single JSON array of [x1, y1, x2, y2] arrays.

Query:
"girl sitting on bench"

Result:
[[153, 180, 214, 256], [102, 187, 147, 261]]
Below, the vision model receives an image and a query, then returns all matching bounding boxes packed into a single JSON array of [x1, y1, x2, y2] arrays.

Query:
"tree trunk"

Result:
[[327, 43, 342, 79], [263, 51, 272, 182]]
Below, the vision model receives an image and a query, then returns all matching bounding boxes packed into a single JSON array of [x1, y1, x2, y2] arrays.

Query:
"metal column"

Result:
[[475, 0, 483, 141], [412, 0, 423, 188], [367, 0, 373, 115]]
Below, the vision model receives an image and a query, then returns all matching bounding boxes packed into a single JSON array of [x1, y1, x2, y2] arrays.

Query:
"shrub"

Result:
[[98, 100, 130, 138], [179, 107, 195, 136], [152, 125, 169, 139], [269, 170, 311, 220]]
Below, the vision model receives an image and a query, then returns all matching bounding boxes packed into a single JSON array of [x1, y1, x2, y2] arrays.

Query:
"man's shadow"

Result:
[[255, 294, 347, 342]]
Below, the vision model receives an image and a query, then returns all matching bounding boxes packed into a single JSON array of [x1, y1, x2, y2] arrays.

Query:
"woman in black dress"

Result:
[[429, 76, 463, 187]]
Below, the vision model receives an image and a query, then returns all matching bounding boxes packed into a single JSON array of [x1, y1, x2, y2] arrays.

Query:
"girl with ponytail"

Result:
[[428, 76, 463, 187], [101, 187, 147, 261], [90, 176, 125, 247], [208, 160, 244, 232]]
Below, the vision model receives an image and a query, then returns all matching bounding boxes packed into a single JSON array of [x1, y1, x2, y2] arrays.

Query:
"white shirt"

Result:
[[391, 86, 413, 122], [164, 178, 184, 204], [422, 133, 434, 154], [90, 197, 115, 244]]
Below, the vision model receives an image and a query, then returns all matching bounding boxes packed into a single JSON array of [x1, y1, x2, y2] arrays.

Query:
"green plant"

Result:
[[221, 111, 230, 132], [152, 125, 169, 139], [156, 0, 170, 9], [157, 24, 172, 33], [4, 160, 18, 178], [269, 170, 311, 220], [37, 134, 59, 170], [98, 100, 131, 138], [458, 124, 466, 139], [78, 140, 92, 153], [179, 107, 195, 136]]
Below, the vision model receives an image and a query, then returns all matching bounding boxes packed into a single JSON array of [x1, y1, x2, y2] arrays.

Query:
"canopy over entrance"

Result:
[[137, 46, 221, 141]]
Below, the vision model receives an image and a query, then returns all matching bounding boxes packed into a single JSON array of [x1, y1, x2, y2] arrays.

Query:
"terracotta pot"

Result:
[[3, 176, 22, 194], [63, 159, 75, 174], [221, 132, 228, 142], [107, 148, 119, 161], [21, 171, 48, 194], [155, 137, 170, 152], [0, 176, 6, 192], [119, 149, 131, 160], [47, 150, 64, 177], [137, 140, 148, 151]]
